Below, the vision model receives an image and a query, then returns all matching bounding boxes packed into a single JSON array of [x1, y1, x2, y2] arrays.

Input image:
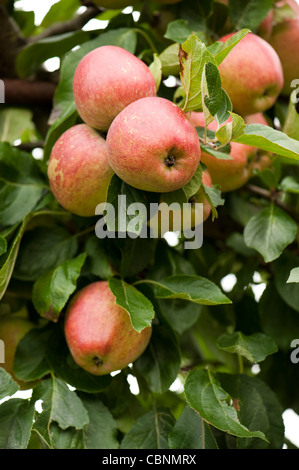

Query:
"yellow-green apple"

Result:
[[0, 314, 38, 390], [218, 33, 284, 116], [189, 112, 255, 192], [64, 281, 152, 376], [148, 169, 212, 237], [73, 45, 157, 131], [48, 124, 114, 217], [92, 0, 138, 8], [267, 18, 299, 95], [106, 97, 201, 193]]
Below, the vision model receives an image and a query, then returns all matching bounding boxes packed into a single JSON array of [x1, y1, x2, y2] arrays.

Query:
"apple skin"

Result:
[[218, 33, 284, 116], [73, 45, 157, 132], [0, 315, 38, 390], [48, 124, 114, 217], [267, 19, 299, 95], [64, 281, 152, 376], [189, 112, 256, 192], [92, 0, 138, 8], [106, 97, 201, 193]]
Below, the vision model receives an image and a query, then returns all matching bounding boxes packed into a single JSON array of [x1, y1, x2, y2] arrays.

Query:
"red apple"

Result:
[[189, 112, 256, 192], [48, 124, 114, 217], [218, 33, 284, 116], [267, 18, 299, 95], [64, 281, 152, 376], [0, 314, 38, 390], [73, 45, 157, 131], [106, 97, 201, 193]]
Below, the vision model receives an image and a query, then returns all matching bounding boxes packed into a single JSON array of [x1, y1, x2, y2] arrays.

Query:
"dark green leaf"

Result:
[[244, 204, 297, 263], [217, 331, 278, 363], [0, 398, 35, 449], [120, 408, 175, 449], [108, 277, 155, 332], [169, 406, 218, 449], [32, 253, 87, 322], [134, 325, 181, 394], [185, 369, 267, 441], [273, 251, 299, 313], [0, 368, 19, 400], [13, 226, 78, 281], [228, 0, 274, 31]]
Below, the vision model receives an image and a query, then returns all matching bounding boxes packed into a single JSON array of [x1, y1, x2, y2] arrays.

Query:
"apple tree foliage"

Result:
[[1, 0, 299, 450]]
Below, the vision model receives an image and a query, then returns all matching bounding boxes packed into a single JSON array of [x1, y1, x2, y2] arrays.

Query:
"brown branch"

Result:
[[245, 183, 299, 222], [3, 79, 56, 106], [28, 5, 102, 42], [0, 5, 27, 77]]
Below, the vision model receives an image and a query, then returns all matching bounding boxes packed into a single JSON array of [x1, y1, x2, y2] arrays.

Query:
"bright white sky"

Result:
[[8, 0, 299, 449]]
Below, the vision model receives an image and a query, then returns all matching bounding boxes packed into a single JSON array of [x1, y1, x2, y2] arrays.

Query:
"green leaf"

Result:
[[16, 30, 90, 78], [0, 217, 29, 301], [169, 406, 218, 449], [233, 124, 299, 161], [32, 376, 89, 435], [79, 395, 119, 449], [120, 408, 175, 449], [149, 53, 162, 92], [0, 108, 37, 144], [0, 143, 45, 226], [159, 43, 180, 77], [143, 275, 231, 306], [244, 204, 297, 263], [280, 176, 299, 194], [13, 226, 78, 281], [134, 325, 181, 394], [287, 267, 299, 283], [219, 373, 284, 449], [212, 29, 251, 66], [40, 0, 80, 28], [228, 0, 274, 31], [0, 368, 19, 400], [43, 101, 78, 162], [108, 277, 155, 332], [0, 398, 35, 449], [185, 369, 267, 441], [84, 236, 114, 280], [179, 34, 217, 112], [259, 281, 299, 352], [32, 253, 87, 322], [273, 251, 299, 313], [0, 236, 7, 256], [217, 331, 278, 363], [165, 19, 201, 44], [203, 61, 232, 125], [162, 164, 203, 207], [282, 99, 299, 141]]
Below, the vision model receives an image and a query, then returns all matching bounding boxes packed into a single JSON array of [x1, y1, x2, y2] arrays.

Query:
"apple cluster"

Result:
[[45, 0, 295, 377]]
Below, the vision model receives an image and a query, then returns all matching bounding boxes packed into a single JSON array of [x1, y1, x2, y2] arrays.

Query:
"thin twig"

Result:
[[28, 6, 101, 42]]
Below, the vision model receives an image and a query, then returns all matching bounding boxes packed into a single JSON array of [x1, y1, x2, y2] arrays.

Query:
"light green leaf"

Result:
[[244, 204, 297, 263], [32, 253, 87, 322], [212, 29, 251, 66], [149, 53, 162, 92], [233, 124, 299, 160], [0, 368, 19, 400], [280, 176, 299, 194], [217, 331, 278, 363], [0, 108, 37, 144], [108, 277, 155, 332], [141, 275, 231, 306], [185, 369, 267, 441], [287, 267, 299, 283], [159, 43, 180, 77], [179, 34, 217, 112]]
